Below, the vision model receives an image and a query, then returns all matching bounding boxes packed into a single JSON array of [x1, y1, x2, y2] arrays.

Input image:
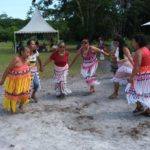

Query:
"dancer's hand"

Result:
[[100, 49, 110, 56], [105, 52, 110, 56], [110, 54, 117, 61], [40, 66, 44, 72], [0, 80, 4, 85], [128, 77, 134, 85], [69, 64, 72, 68]]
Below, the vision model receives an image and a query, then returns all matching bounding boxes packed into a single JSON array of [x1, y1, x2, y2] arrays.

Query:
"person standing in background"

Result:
[[98, 37, 105, 62], [27, 39, 43, 103], [110, 40, 118, 75]]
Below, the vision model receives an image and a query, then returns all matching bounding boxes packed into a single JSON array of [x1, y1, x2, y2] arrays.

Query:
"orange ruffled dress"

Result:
[[126, 47, 150, 109], [3, 64, 31, 112]]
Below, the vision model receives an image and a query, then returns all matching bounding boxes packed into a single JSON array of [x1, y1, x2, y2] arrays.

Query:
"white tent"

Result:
[[141, 21, 150, 26], [14, 8, 59, 52]]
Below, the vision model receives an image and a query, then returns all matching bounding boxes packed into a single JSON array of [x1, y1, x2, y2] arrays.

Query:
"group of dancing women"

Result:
[[0, 34, 150, 117]]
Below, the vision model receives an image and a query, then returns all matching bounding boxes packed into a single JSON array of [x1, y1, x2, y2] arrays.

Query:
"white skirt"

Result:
[[125, 67, 150, 109], [81, 60, 100, 86], [111, 60, 133, 85], [54, 64, 72, 96]]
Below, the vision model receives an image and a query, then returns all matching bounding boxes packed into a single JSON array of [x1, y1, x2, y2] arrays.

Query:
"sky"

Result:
[[0, 0, 32, 19]]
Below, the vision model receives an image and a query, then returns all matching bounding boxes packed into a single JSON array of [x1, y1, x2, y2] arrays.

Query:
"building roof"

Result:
[[15, 8, 58, 34], [141, 21, 150, 26]]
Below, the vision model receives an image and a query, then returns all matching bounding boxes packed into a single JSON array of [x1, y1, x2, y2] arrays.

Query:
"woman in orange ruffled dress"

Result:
[[0, 46, 31, 113], [126, 35, 150, 116]]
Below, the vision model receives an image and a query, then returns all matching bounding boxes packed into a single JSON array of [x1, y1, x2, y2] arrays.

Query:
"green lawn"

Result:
[[0, 42, 83, 78], [0, 42, 15, 72], [40, 49, 82, 78], [0, 42, 105, 78]]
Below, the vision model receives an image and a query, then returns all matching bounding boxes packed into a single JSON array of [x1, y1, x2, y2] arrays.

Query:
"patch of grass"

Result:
[[39, 49, 82, 78], [0, 42, 103, 78], [0, 42, 15, 72], [0, 42, 82, 78]]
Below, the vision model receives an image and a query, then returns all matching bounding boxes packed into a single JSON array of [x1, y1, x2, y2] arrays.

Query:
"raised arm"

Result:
[[69, 50, 80, 68], [91, 46, 109, 56], [0, 57, 18, 85]]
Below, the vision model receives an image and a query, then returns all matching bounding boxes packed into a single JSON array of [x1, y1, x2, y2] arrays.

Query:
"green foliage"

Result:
[[0, 42, 107, 78], [125, 0, 150, 37], [29, 0, 150, 41], [0, 42, 82, 77], [48, 20, 71, 41], [0, 18, 28, 42], [0, 42, 15, 71], [39, 49, 82, 78], [1, 0, 150, 42]]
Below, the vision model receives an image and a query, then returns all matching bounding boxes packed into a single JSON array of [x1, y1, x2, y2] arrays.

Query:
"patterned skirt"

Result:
[[81, 60, 100, 86], [54, 64, 72, 96], [111, 60, 133, 85], [3, 65, 31, 112], [125, 66, 150, 109]]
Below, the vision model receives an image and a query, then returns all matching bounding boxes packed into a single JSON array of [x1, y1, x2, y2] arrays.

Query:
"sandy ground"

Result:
[[0, 61, 150, 150]]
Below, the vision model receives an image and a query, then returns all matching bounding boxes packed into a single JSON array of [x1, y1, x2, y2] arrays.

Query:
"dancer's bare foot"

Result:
[[89, 86, 95, 94], [142, 108, 150, 117], [108, 93, 118, 99], [18, 106, 26, 113], [31, 91, 38, 103], [92, 87, 96, 93], [10, 109, 17, 114], [31, 95, 38, 103], [20, 108, 26, 113]]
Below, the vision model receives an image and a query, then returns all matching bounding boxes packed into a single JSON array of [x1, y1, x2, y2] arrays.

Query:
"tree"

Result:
[[23, 0, 150, 40], [0, 13, 28, 42], [0, 13, 9, 19], [29, 0, 55, 19], [55, 0, 114, 40]]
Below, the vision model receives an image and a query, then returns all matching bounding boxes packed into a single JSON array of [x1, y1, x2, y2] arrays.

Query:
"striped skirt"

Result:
[[81, 60, 100, 86], [111, 60, 133, 85], [125, 66, 150, 109], [54, 64, 72, 96]]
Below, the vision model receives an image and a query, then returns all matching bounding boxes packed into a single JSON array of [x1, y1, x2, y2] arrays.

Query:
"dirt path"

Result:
[[0, 61, 150, 150]]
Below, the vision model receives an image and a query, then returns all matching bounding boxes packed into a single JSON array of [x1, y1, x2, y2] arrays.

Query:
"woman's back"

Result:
[[140, 47, 150, 66]]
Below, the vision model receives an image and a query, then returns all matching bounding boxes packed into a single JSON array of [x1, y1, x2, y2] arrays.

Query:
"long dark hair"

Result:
[[113, 36, 126, 59]]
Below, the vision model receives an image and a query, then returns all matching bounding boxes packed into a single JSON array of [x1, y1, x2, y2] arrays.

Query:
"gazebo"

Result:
[[14, 8, 59, 52]]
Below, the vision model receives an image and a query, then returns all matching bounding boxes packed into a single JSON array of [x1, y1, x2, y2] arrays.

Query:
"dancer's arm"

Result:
[[69, 50, 80, 68], [43, 57, 52, 68], [91, 46, 109, 56], [0, 57, 18, 85], [43, 58, 51, 67], [37, 56, 43, 72], [129, 50, 142, 84]]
